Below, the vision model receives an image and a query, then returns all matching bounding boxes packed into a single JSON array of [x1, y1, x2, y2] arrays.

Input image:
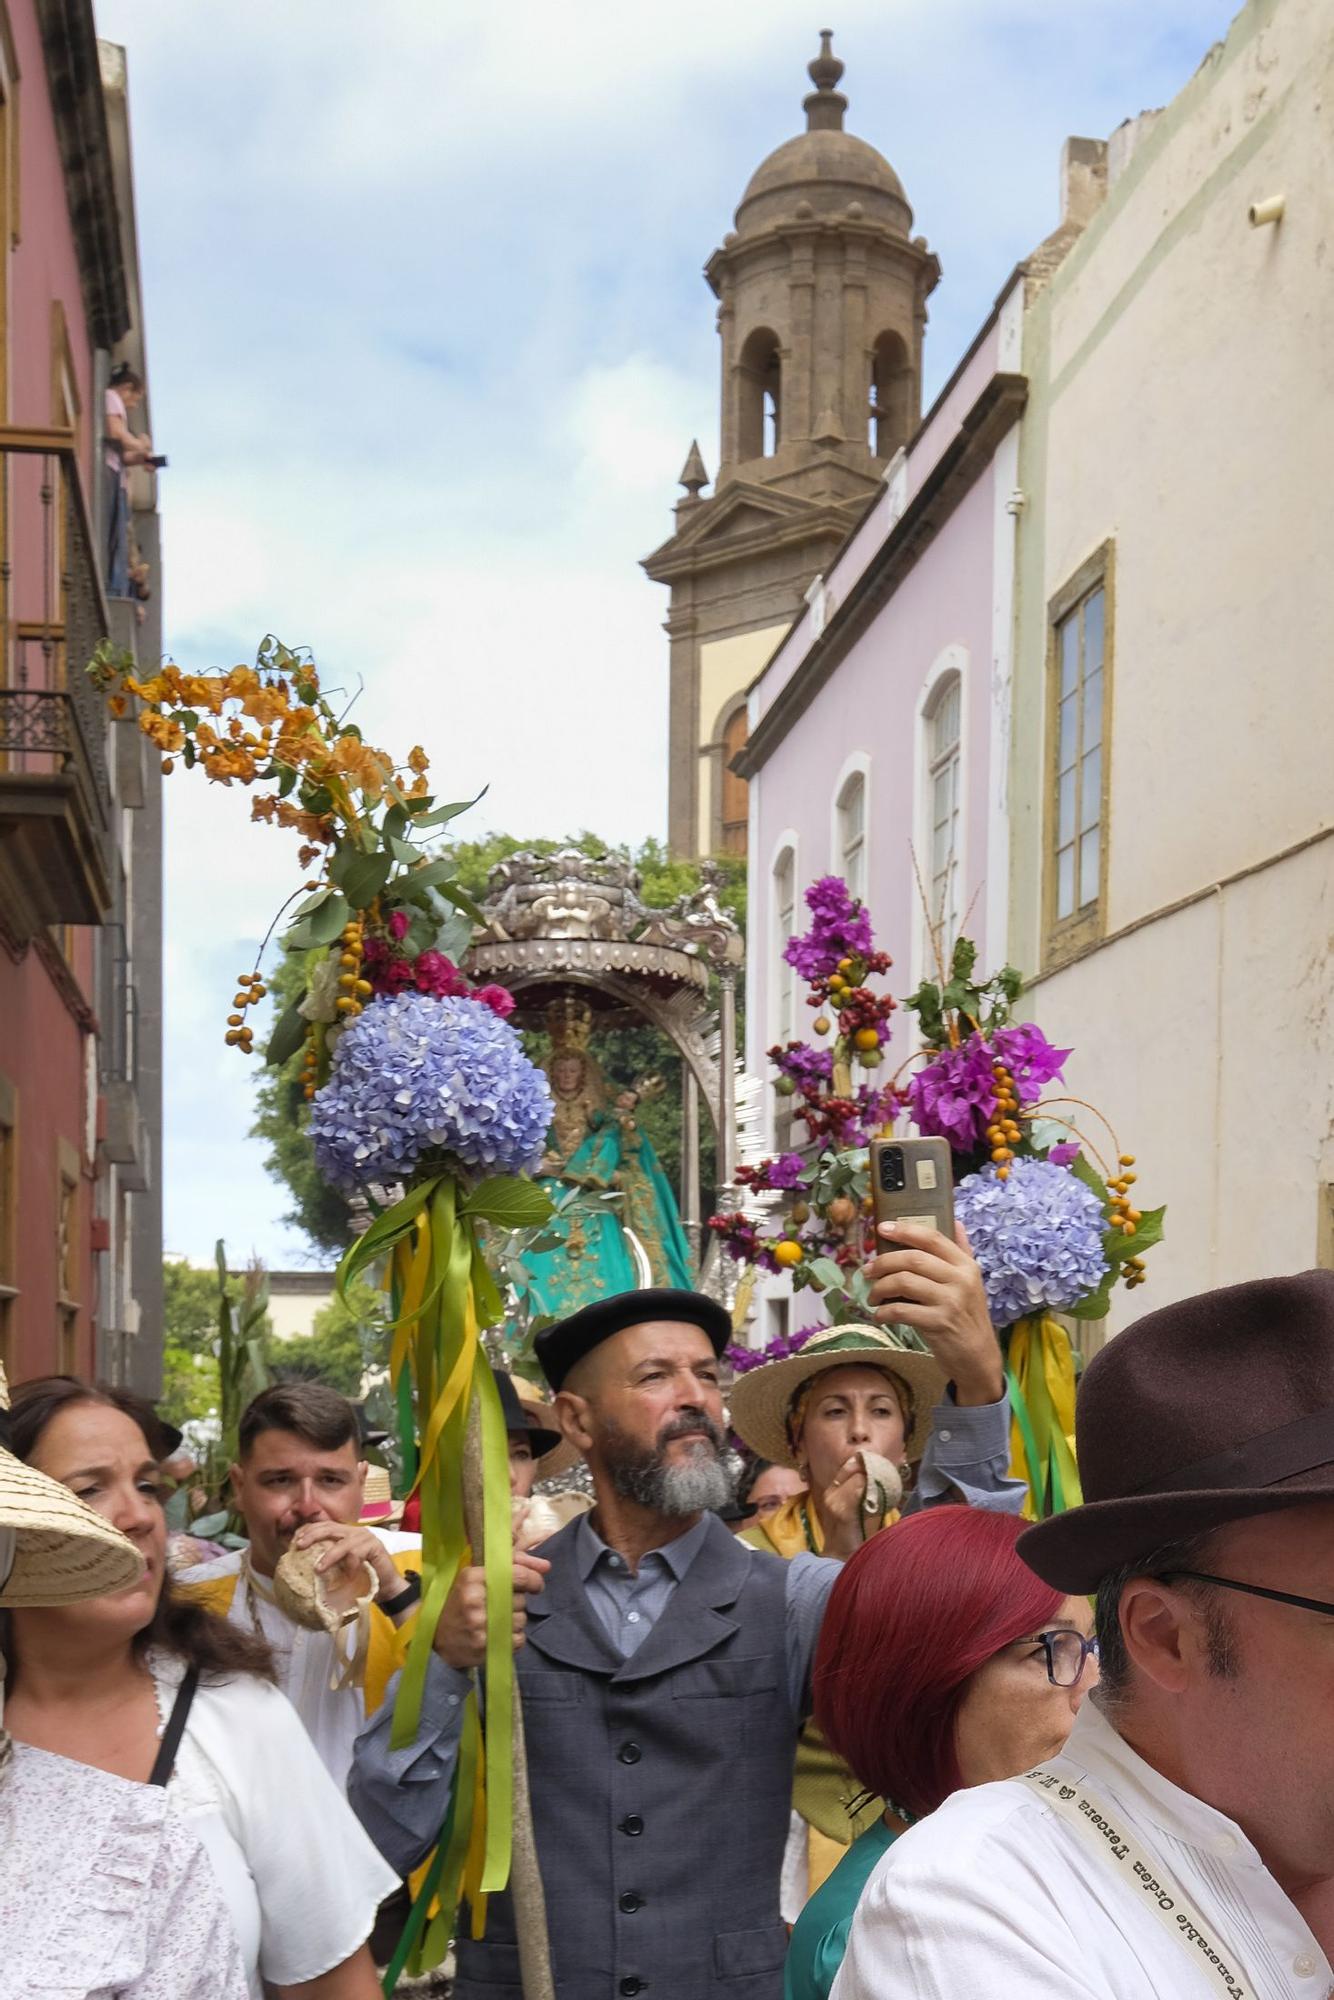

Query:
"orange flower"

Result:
[[407, 745, 429, 775]]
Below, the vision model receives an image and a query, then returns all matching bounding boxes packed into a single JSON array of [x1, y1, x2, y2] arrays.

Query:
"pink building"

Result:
[[0, 2, 162, 1389], [739, 279, 1026, 1184]]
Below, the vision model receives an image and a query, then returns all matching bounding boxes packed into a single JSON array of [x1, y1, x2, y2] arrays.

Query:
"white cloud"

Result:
[[95, 0, 1240, 1264]]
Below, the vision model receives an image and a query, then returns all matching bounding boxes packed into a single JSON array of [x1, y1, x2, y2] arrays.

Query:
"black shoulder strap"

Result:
[[148, 1665, 200, 1787]]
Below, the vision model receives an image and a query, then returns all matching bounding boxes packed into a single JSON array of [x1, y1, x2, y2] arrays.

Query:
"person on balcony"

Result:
[[103, 362, 154, 598]]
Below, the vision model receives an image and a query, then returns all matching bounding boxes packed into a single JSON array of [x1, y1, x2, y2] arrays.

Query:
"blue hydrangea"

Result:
[[954, 1155, 1108, 1328], [310, 991, 554, 1194]]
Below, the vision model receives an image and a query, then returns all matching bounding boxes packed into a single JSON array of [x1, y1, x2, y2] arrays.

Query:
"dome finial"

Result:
[[804, 28, 847, 132]]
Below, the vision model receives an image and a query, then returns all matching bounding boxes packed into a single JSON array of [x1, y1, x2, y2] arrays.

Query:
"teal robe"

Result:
[[523, 1107, 694, 1320]]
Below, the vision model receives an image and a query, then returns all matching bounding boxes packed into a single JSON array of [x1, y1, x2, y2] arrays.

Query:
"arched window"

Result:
[[869, 331, 912, 459], [772, 844, 797, 1043], [925, 674, 962, 956], [719, 707, 749, 856], [836, 769, 867, 900], [738, 327, 782, 462]]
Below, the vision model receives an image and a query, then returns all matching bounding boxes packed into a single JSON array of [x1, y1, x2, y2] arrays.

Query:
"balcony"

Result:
[[0, 430, 113, 937]]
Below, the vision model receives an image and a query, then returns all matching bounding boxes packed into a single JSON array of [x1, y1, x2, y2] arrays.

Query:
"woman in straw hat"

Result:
[[2, 1376, 399, 2000], [728, 1221, 1025, 1909], [0, 1369, 249, 1997]]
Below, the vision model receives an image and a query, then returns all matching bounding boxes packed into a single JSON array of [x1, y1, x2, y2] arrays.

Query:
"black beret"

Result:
[[535, 1288, 732, 1392]]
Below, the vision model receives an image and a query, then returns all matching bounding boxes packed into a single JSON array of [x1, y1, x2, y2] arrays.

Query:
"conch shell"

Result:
[[273, 1543, 377, 1633], [859, 1450, 904, 1523]]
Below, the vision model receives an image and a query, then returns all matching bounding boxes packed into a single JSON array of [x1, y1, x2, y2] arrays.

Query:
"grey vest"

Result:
[[453, 1512, 796, 2000]]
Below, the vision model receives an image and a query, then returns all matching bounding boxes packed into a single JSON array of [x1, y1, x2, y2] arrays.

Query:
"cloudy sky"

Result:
[[94, 0, 1239, 1270]]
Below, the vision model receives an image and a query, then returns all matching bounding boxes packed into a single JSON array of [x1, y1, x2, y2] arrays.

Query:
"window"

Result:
[[773, 846, 797, 1042], [738, 327, 781, 462], [869, 331, 912, 459], [1046, 552, 1111, 961], [719, 707, 748, 857], [837, 770, 867, 901], [927, 676, 962, 957]]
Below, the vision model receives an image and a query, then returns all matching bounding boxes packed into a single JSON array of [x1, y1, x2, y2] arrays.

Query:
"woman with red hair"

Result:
[[786, 1506, 1097, 2000]]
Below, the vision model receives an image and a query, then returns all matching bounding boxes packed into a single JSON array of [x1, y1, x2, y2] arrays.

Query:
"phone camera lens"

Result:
[[878, 1147, 906, 1192]]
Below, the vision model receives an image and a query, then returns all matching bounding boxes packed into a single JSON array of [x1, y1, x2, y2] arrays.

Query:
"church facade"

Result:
[[642, 35, 938, 861]]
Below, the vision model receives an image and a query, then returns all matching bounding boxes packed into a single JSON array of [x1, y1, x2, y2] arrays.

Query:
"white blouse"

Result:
[[150, 1653, 400, 1996], [0, 1739, 248, 1999]]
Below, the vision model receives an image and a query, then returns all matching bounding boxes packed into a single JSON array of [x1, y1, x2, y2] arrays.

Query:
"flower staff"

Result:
[[896, 938, 1165, 1518], [88, 637, 559, 1991]]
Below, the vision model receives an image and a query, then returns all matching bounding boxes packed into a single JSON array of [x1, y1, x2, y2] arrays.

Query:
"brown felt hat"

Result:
[[1020, 1270, 1334, 1593]]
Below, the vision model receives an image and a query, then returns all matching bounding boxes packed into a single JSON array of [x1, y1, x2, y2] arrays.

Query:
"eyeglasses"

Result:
[[1158, 1570, 1334, 1620], [1031, 1629, 1100, 1688]]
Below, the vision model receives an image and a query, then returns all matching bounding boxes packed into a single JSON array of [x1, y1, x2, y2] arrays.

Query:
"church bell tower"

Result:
[[643, 32, 939, 858]]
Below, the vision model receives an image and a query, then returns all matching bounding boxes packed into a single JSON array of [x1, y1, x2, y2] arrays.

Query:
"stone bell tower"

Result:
[[644, 31, 939, 859]]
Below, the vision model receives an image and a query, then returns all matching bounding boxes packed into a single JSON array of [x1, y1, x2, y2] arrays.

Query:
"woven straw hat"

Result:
[[0, 1364, 144, 1607], [728, 1324, 948, 1470], [513, 1375, 581, 1480], [358, 1464, 405, 1527]]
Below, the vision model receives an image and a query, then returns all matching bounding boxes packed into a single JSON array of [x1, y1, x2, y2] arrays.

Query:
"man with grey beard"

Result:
[[351, 1277, 1008, 1999]]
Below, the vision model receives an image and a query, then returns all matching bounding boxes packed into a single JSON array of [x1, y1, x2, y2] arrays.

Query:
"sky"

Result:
[[93, 0, 1242, 1271]]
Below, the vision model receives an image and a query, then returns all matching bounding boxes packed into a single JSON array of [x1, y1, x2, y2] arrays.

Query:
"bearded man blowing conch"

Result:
[[350, 1231, 1016, 2000]]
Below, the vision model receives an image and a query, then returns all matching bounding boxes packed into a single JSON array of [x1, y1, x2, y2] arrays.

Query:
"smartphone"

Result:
[[870, 1137, 955, 1243]]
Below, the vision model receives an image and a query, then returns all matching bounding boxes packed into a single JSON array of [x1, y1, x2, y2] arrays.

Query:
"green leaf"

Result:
[[278, 764, 298, 798], [439, 880, 486, 925], [284, 893, 349, 950], [806, 1257, 847, 1292], [1118, 1203, 1166, 1260], [383, 804, 408, 846], [1068, 1271, 1116, 1321], [266, 992, 308, 1067], [408, 786, 488, 830], [337, 1178, 443, 1294], [289, 885, 331, 920], [388, 836, 419, 865], [176, 709, 199, 731], [340, 849, 393, 909], [1068, 1150, 1111, 1209], [460, 1178, 555, 1229]]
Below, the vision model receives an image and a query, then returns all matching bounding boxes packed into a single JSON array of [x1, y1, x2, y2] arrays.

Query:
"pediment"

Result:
[[643, 479, 852, 576]]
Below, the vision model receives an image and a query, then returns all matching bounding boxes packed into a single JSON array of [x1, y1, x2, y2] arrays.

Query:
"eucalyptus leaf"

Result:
[[383, 804, 408, 845], [266, 992, 308, 1068], [340, 849, 393, 909], [408, 786, 488, 830], [460, 1178, 555, 1229], [284, 892, 350, 950], [806, 1257, 847, 1292]]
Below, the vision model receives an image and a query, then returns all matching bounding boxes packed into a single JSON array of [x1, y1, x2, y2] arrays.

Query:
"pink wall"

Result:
[[0, 2, 103, 1379], [750, 467, 999, 1067], [11, 0, 96, 458]]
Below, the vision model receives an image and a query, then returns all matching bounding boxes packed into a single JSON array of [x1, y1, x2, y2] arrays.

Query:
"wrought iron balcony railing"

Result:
[[0, 428, 114, 932]]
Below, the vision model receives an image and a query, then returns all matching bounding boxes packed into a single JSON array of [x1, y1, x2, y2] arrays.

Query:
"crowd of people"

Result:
[[3, 1221, 1333, 2000]]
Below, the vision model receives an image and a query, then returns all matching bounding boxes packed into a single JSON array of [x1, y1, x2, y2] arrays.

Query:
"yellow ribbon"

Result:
[[1006, 1314, 1083, 1519]]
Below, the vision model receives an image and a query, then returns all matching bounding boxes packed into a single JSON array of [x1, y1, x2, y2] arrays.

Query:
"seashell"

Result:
[[860, 1450, 904, 1521], [273, 1543, 376, 1633], [514, 1495, 567, 1549]]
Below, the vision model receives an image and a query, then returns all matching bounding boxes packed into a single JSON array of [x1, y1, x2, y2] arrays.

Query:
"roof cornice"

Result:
[[734, 371, 1028, 778], [37, 0, 129, 349]]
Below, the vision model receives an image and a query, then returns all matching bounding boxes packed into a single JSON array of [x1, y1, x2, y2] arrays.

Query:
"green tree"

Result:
[[249, 832, 746, 1253], [159, 1258, 273, 1432], [265, 1279, 384, 1398]]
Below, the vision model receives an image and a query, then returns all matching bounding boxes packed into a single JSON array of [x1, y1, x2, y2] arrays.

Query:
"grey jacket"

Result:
[[356, 1515, 800, 1999]]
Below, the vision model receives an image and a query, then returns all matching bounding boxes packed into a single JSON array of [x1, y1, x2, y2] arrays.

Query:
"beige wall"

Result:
[[696, 623, 789, 852], [1009, 0, 1334, 1325], [265, 1280, 335, 1343]]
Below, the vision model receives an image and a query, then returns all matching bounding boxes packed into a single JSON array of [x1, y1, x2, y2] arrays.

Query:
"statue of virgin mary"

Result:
[[520, 995, 695, 1321]]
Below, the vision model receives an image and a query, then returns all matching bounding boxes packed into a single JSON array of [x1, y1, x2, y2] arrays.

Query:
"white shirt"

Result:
[[832, 1701, 1334, 2000], [188, 1529, 420, 1788], [1, 1740, 248, 2000], [152, 1653, 399, 1997]]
